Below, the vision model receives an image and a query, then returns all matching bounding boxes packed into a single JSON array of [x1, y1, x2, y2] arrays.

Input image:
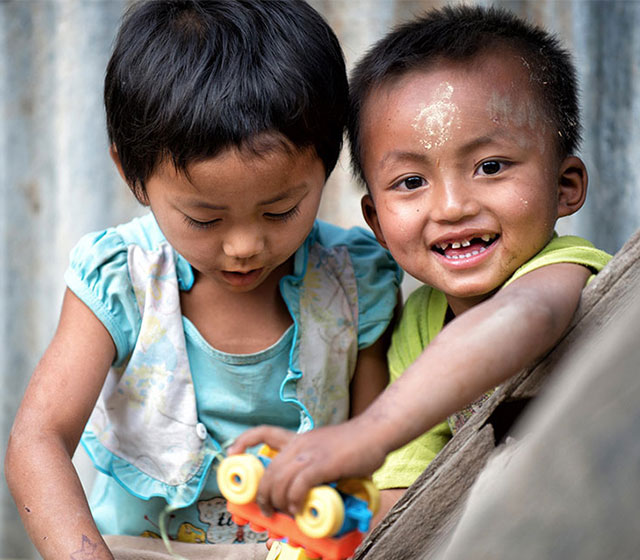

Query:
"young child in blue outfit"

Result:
[[231, 5, 612, 524], [5, 1, 400, 557]]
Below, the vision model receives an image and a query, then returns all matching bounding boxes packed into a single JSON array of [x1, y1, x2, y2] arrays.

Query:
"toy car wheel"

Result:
[[217, 454, 265, 505], [295, 485, 345, 538], [337, 478, 381, 515]]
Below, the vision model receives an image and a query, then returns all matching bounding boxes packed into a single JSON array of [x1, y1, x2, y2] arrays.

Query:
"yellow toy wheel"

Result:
[[217, 454, 264, 505], [295, 485, 345, 538], [337, 478, 380, 515]]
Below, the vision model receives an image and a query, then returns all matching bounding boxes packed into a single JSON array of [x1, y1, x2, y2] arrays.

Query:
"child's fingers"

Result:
[[227, 425, 295, 455], [257, 449, 300, 513], [261, 441, 329, 515], [286, 465, 325, 515]]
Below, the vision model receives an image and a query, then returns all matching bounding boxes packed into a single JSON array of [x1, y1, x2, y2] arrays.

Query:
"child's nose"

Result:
[[222, 227, 266, 259], [430, 179, 479, 222]]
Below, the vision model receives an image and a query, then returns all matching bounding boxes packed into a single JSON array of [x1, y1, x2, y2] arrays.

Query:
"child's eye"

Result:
[[395, 175, 427, 190], [184, 215, 220, 229], [477, 160, 505, 176], [265, 205, 300, 222]]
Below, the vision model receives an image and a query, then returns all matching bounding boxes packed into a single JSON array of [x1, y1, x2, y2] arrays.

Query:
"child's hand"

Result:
[[228, 425, 297, 457], [228, 418, 387, 517]]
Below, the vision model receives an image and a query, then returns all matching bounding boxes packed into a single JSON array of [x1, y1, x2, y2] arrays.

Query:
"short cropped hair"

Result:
[[348, 5, 581, 185], [105, 0, 348, 200]]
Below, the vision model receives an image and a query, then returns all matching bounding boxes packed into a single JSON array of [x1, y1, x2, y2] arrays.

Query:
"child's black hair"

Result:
[[105, 0, 348, 200], [348, 4, 581, 185]]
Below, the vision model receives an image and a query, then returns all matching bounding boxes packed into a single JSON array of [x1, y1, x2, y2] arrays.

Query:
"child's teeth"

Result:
[[444, 246, 487, 260], [439, 235, 494, 253]]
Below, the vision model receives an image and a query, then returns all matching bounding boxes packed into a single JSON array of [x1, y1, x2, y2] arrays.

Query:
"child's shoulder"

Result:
[[67, 213, 165, 270], [309, 219, 402, 283], [505, 234, 612, 288], [64, 213, 186, 365], [82, 212, 164, 251], [297, 221, 402, 347], [312, 219, 378, 249]]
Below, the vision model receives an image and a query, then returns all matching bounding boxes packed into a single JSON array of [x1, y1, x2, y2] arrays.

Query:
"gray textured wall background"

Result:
[[1, 1, 639, 557]]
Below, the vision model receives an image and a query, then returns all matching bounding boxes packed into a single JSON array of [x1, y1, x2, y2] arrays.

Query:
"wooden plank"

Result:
[[354, 426, 495, 560]]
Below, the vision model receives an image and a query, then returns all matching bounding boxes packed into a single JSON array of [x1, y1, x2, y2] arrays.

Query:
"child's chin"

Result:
[[441, 280, 503, 306]]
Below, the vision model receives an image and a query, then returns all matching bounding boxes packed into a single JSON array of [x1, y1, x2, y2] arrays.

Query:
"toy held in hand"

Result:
[[217, 445, 379, 559]]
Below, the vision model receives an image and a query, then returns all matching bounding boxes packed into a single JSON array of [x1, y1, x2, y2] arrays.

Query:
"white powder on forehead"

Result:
[[412, 82, 459, 150]]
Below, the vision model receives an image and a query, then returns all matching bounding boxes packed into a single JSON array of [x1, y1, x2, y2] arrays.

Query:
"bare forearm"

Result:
[[365, 266, 588, 455], [5, 434, 112, 560]]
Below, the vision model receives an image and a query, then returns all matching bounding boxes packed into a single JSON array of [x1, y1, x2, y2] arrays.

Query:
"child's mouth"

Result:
[[432, 233, 499, 260], [221, 268, 264, 287]]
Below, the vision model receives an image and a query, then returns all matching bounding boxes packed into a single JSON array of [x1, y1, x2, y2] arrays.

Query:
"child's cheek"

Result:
[[380, 200, 422, 243], [503, 187, 557, 253]]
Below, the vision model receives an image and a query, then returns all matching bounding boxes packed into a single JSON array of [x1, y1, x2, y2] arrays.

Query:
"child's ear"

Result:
[[109, 144, 127, 183], [110, 144, 149, 205], [557, 156, 588, 217], [361, 194, 388, 249]]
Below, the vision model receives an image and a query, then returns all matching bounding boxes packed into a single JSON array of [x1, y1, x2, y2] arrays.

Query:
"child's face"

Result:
[[143, 139, 325, 293], [360, 52, 586, 314]]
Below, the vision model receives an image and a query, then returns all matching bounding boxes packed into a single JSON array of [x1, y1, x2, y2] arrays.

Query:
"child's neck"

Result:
[[180, 261, 293, 354]]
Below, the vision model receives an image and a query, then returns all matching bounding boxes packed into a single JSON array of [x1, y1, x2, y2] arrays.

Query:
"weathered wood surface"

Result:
[[355, 228, 640, 560]]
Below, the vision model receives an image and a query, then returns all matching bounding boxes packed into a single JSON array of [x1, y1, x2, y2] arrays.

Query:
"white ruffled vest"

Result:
[[83, 238, 360, 506]]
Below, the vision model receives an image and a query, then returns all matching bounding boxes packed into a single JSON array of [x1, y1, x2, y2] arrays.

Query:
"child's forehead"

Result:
[[160, 139, 322, 182], [161, 134, 315, 172], [366, 51, 547, 131], [359, 51, 560, 166], [388, 50, 536, 102]]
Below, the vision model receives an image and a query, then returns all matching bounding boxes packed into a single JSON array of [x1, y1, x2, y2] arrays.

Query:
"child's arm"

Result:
[[5, 289, 116, 560], [349, 334, 391, 417], [348, 294, 399, 417], [230, 263, 590, 516]]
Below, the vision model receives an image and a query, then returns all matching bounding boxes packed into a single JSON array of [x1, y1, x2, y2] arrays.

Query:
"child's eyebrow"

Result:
[[185, 201, 228, 211], [376, 131, 519, 173], [179, 184, 310, 210], [258, 184, 308, 206], [378, 150, 430, 171], [456, 134, 512, 155]]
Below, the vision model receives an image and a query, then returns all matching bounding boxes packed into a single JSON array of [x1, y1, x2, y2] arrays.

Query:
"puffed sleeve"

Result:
[[312, 221, 402, 349], [346, 227, 403, 349], [64, 228, 141, 366]]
